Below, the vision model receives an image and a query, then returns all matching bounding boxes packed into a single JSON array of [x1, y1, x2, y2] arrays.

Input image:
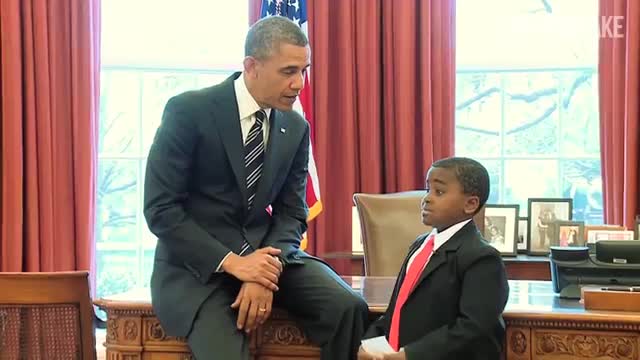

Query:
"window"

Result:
[[455, 0, 603, 223], [97, 0, 249, 299]]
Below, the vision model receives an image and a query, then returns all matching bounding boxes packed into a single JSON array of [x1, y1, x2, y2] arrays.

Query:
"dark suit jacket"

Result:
[[364, 221, 509, 360], [144, 72, 310, 337]]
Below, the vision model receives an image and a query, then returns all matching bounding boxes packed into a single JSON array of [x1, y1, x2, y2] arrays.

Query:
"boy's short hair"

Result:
[[431, 157, 490, 214]]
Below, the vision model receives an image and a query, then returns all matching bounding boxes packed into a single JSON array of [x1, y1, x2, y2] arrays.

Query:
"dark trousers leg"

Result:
[[187, 279, 250, 360], [275, 258, 370, 360]]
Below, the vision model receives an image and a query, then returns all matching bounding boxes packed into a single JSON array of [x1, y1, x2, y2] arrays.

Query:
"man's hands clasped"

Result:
[[221, 246, 284, 333], [222, 246, 283, 290]]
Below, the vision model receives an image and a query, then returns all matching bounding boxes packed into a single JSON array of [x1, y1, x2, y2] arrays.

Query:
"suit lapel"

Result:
[[246, 110, 288, 223], [412, 222, 478, 292], [210, 74, 248, 205]]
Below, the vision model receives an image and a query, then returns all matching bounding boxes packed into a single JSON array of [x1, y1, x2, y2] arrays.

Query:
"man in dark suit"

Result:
[[144, 16, 369, 360], [359, 157, 509, 360]]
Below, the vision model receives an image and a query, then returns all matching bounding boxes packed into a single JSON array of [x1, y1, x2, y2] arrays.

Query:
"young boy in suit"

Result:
[[358, 157, 509, 360]]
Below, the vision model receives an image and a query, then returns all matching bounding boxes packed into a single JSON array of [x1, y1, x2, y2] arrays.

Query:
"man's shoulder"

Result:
[[167, 83, 226, 109]]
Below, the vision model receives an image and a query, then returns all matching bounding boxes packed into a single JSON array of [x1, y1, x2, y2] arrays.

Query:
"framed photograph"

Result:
[[587, 229, 634, 243], [483, 204, 519, 256], [517, 217, 529, 252], [584, 225, 625, 243], [554, 221, 585, 247], [527, 198, 573, 255]]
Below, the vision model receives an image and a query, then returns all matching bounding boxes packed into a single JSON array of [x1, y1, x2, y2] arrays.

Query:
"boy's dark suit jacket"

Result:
[[144, 72, 311, 337], [364, 221, 509, 360]]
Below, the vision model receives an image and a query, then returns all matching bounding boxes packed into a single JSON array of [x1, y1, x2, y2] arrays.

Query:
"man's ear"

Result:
[[464, 196, 480, 215], [243, 56, 258, 76]]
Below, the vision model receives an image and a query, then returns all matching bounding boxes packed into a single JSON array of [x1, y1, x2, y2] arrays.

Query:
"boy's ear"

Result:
[[464, 195, 480, 215]]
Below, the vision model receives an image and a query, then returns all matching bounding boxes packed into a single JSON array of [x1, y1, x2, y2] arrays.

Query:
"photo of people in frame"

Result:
[[483, 204, 519, 256], [528, 198, 572, 255]]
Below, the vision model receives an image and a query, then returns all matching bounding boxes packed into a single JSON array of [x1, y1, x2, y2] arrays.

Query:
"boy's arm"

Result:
[[403, 250, 509, 360], [362, 315, 388, 339]]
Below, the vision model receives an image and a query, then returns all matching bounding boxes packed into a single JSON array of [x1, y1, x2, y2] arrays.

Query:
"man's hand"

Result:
[[357, 346, 384, 360], [222, 247, 283, 290], [230, 282, 273, 333]]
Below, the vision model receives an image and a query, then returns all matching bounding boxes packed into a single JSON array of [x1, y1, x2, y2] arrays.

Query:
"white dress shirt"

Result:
[[234, 73, 271, 146], [215, 74, 272, 273], [406, 219, 472, 273]]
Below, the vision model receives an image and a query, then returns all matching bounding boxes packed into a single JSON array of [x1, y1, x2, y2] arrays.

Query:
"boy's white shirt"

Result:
[[406, 218, 471, 272]]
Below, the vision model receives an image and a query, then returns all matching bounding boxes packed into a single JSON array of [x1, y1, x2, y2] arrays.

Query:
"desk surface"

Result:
[[96, 277, 640, 326], [322, 252, 549, 263]]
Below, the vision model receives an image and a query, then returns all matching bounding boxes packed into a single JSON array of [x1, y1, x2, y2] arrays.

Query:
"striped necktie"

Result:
[[239, 109, 266, 256]]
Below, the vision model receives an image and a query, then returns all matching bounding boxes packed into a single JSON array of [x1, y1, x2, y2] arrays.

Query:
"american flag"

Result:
[[260, 0, 322, 250]]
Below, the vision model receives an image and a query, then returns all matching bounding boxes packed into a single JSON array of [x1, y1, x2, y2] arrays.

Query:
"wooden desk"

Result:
[[95, 278, 640, 359], [323, 252, 552, 281]]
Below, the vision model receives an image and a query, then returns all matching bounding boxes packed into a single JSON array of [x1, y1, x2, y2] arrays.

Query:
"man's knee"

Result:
[[333, 290, 369, 318]]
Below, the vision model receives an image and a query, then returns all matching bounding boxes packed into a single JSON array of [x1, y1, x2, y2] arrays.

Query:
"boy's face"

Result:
[[420, 167, 480, 230]]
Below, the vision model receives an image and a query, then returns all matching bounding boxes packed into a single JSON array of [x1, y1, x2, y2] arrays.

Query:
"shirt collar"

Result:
[[428, 218, 472, 251], [234, 73, 271, 120]]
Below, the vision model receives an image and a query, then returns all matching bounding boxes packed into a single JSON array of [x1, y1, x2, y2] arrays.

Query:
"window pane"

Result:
[[476, 159, 501, 205], [96, 249, 139, 298], [96, 159, 139, 244], [455, 73, 502, 157], [504, 160, 559, 216], [99, 71, 141, 156], [558, 70, 600, 156], [561, 159, 603, 223], [503, 72, 559, 156]]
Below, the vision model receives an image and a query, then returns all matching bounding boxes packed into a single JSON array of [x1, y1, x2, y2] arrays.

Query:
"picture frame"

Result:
[[587, 229, 635, 243], [483, 204, 519, 256], [553, 221, 586, 247], [527, 198, 573, 255], [517, 217, 529, 253], [584, 225, 625, 243]]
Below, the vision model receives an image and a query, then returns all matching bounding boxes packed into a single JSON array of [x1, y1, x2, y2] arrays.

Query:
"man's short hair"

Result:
[[431, 157, 490, 213], [245, 16, 308, 60]]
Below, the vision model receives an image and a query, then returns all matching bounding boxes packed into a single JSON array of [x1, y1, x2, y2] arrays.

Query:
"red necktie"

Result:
[[388, 234, 436, 351]]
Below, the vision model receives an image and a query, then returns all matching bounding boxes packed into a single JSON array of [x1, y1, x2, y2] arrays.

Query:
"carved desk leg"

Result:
[[506, 326, 532, 360], [105, 311, 143, 360]]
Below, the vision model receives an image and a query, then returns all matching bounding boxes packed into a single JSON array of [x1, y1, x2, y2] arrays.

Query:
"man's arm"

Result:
[[402, 251, 509, 360], [261, 122, 310, 263], [144, 95, 231, 284]]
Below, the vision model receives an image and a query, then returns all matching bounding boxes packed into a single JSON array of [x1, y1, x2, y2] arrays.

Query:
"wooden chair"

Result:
[[0, 271, 96, 360]]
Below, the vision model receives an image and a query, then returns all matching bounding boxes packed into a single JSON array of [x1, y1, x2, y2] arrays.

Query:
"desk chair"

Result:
[[354, 191, 485, 276], [0, 271, 96, 359]]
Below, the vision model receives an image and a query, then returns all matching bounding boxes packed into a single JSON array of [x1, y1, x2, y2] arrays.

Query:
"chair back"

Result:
[[354, 191, 432, 276], [0, 271, 96, 360], [354, 191, 485, 276]]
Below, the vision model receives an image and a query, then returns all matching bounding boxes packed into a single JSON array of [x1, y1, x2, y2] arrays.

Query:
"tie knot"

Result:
[[255, 110, 267, 126]]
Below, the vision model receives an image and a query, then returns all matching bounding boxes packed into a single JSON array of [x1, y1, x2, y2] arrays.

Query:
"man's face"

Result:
[[245, 43, 310, 111], [420, 167, 477, 229]]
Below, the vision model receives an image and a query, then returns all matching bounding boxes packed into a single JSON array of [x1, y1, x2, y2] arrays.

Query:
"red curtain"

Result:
[[599, 0, 640, 229], [307, 0, 456, 272], [0, 0, 100, 272]]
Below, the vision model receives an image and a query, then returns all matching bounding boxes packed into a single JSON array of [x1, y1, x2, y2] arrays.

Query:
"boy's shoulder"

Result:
[[456, 229, 504, 266]]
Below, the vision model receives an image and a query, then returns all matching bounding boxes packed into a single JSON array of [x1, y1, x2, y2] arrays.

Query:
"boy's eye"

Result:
[[436, 190, 444, 195]]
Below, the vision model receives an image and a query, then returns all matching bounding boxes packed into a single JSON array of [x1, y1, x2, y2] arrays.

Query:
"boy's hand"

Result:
[[382, 350, 406, 360], [357, 346, 384, 360]]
